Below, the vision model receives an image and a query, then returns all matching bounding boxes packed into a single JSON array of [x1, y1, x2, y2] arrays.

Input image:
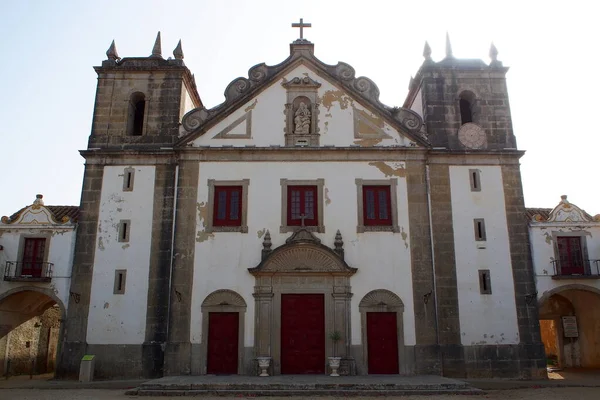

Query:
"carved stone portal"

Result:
[[283, 76, 321, 147], [249, 228, 355, 375]]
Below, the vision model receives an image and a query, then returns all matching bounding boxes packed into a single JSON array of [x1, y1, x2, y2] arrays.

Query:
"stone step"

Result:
[[131, 388, 483, 397]]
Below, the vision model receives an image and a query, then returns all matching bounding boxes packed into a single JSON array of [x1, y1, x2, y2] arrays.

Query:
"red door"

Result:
[[207, 312, 238, 374], [22, 238, 46, 277], [367, 312, 399, 374], [557, 237, 585, 275], [281, 294, 325, 374]]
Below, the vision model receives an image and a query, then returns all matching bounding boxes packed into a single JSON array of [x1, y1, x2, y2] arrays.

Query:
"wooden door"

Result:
[[22, 238, 46, 277], [281, 294, 325, 374], [207, 312, 239, 374], [367, 312, 399, 374]]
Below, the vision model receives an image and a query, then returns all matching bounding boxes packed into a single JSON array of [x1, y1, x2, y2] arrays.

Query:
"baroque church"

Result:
[[4, 22, 550, 379]]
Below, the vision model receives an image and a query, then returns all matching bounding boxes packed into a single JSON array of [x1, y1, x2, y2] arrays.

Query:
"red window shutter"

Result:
[[557, 236, 585, 275], [213, 186, 243, 226], [22, 238, 46, 277], [363, 186, 392, 226], [287, 186, 318, 226]]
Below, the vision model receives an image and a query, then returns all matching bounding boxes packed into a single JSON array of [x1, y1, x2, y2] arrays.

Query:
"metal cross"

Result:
[[292, 18, 311, 39]]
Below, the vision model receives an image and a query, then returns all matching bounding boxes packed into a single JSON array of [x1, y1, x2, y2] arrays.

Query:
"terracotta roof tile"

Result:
[[4, 205, 79, 224], [525, 208, 552, 222]]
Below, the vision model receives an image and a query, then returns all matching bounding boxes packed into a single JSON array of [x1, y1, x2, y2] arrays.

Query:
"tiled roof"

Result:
[[525, 208, 551, 222], [4, 205, 79, 224]]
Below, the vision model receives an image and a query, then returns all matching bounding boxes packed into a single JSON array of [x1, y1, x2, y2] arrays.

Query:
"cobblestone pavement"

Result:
[[1, 387, 600, 400]]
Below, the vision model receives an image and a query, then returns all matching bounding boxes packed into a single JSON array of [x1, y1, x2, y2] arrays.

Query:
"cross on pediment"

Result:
[[292, 18, 311, 40], [299, 214, 307, 227]]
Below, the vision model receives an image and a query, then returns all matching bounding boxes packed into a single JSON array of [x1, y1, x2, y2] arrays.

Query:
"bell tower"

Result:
[[404, 35, 516, 151], [88, 33, 202, 149]]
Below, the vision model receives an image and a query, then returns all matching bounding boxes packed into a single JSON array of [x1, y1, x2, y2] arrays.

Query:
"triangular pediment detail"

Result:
[[546, 195, 596, 223], [212, 111, 252, 139], [178, 50, 428, 147], [285, 227, 321, 245]]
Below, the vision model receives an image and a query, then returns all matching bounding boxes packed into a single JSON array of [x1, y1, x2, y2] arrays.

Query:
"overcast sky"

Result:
[[0, 0, 597, 216]]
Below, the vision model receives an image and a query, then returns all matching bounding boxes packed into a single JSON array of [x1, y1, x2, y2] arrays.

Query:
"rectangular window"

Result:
[[113, 269, 127, 294], [363, 186, 392, 226], [21, 238, 46, 277], [469, 169, 481, 192], [557, 236, 585, 275], [474, 218, 486, 241], [479, 269, 492, 294], [287, 186, 318, 226], [123, 167, 135, 192], [118, 220, 131, 243], [213, 186, 243, 227]]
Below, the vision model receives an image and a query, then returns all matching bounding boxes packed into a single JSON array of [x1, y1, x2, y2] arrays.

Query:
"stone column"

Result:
[[333, 277, 354, 374], [253, 283, 273, 357]]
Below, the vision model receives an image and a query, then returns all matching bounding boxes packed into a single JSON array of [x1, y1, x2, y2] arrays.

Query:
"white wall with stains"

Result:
[[530, 224, 600, 297], [449, 165, 520, 345], [189, 161, 416, 348], [190, 64, 416, 148], [86, 166, 156, 344]]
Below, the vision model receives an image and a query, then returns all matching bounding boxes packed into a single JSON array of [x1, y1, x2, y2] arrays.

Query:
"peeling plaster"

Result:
[[325, 113, 332, 118], [323, 121, 328, 134], [321, 90, 352, 111], [325, 188, 331, 206], [196, 231, 214, 243], [104, 302, 109, 309], [368, 161, 406, 177], [257, 228, 266, 239], [544, 232, 553, 245], [353, 138, 383, 147], [244, 99, 258, 112], [98, 236, 105, 251], [121, 244, 130, 250], [196, 202, 214, 243], [400, 227, 408, 249]]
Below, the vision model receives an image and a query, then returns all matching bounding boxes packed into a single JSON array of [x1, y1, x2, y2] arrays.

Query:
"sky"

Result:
[[0, 0, 598, 215]]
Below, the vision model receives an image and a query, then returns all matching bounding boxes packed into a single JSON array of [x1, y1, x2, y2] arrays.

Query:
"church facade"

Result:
[[56, 29, 546, 379]]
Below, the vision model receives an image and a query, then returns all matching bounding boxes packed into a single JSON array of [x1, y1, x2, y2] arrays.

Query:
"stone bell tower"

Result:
[[88, 32, 202, 149], [404, 34, 516, 151]]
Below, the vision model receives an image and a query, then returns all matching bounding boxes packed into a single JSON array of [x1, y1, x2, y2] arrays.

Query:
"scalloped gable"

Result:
[[542, 195, 598, 223], [178, 46, 427, 147], [1, 195, 77, 226]]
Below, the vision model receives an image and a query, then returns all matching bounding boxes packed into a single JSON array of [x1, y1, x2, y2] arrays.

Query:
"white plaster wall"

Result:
[[0, 226, 75, 310], [191, 64, 414, 148], [86, 166, 155, 344], [190, 161, 416, 348], [530, 224, 600, 299], [449, 166, 520, 345]]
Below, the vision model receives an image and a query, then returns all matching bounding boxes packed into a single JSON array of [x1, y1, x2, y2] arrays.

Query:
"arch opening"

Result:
[[127, 92, 146, 136]]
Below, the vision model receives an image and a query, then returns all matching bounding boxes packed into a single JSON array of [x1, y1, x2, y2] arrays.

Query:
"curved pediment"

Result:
[[542, 195, 598, 223], [1, 195, 76, 226], [179, 47, 426, 146], [249, 242, 356, 275]]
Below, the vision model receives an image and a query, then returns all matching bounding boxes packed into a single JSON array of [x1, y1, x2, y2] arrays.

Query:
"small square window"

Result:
[[214, 186, 243, 227], [363, 186, 392, 226], [206, 179, 249, 233], [356, 178, 399, 233], [287, 185, 318, 226], [474, 219, 486, 241]]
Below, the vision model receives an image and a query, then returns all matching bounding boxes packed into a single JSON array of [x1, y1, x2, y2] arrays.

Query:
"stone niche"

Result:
[[283, 76, 321, 147]]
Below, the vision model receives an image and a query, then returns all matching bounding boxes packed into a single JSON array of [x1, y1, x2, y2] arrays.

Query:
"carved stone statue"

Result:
[[294, 102, 311, 134]]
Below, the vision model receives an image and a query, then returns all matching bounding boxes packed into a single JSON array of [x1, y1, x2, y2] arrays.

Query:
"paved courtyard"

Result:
[[0, 387, 599, 399]]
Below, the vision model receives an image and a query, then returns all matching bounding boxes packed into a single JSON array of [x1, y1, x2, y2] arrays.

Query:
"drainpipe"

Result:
[[425, 163, 443, 375], [164, 164, 179, 352]]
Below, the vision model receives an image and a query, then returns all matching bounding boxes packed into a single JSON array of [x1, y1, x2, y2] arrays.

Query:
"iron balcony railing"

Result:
[[3, 261, 53, 282], [550, 259, 600, 278]]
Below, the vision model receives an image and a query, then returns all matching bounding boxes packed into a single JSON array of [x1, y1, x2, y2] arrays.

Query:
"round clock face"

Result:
[[458, 123, 486, 149]]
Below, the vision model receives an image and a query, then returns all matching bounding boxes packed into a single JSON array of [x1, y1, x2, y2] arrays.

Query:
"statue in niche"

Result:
[[294, 101, 311, 134]]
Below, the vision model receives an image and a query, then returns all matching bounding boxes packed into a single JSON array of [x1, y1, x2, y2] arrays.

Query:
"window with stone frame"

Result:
[[280, 179, 324, 233], [213, 186, 243, 227], [556, 236, 586, 275], [355, 178, 399, 233], [206, 179, 249, 233]]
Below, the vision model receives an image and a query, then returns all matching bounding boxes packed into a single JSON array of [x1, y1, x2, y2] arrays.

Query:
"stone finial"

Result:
[[106, 40, 120, 61], [150, 31, 162, 58], [262, 230, 272, 260], [173, 39, 184, 60], [561, 195, 569, 204], [423, 41, 432, 61], [489, 42, 503, 67], [334, 229, 344, 259], [33, 194, 44, 207], [445, 32, 453, 59]]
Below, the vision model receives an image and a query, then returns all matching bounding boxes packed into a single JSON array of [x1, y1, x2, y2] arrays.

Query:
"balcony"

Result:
[[551, 260, 600, 280], [3, 261, 53, 282]]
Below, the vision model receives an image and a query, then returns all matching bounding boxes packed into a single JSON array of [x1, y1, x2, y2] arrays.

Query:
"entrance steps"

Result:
[[128, 374, 484, 396]]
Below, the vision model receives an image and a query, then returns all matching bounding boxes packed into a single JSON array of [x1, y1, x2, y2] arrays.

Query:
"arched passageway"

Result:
[[539, 286, 600, 368], [0, 287, 65, 377]]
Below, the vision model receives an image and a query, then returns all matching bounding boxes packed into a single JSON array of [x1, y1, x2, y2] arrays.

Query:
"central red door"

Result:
[[207, 312, 238, 374], [281, 294, 325, 374], [367, 312, 399, 374]]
